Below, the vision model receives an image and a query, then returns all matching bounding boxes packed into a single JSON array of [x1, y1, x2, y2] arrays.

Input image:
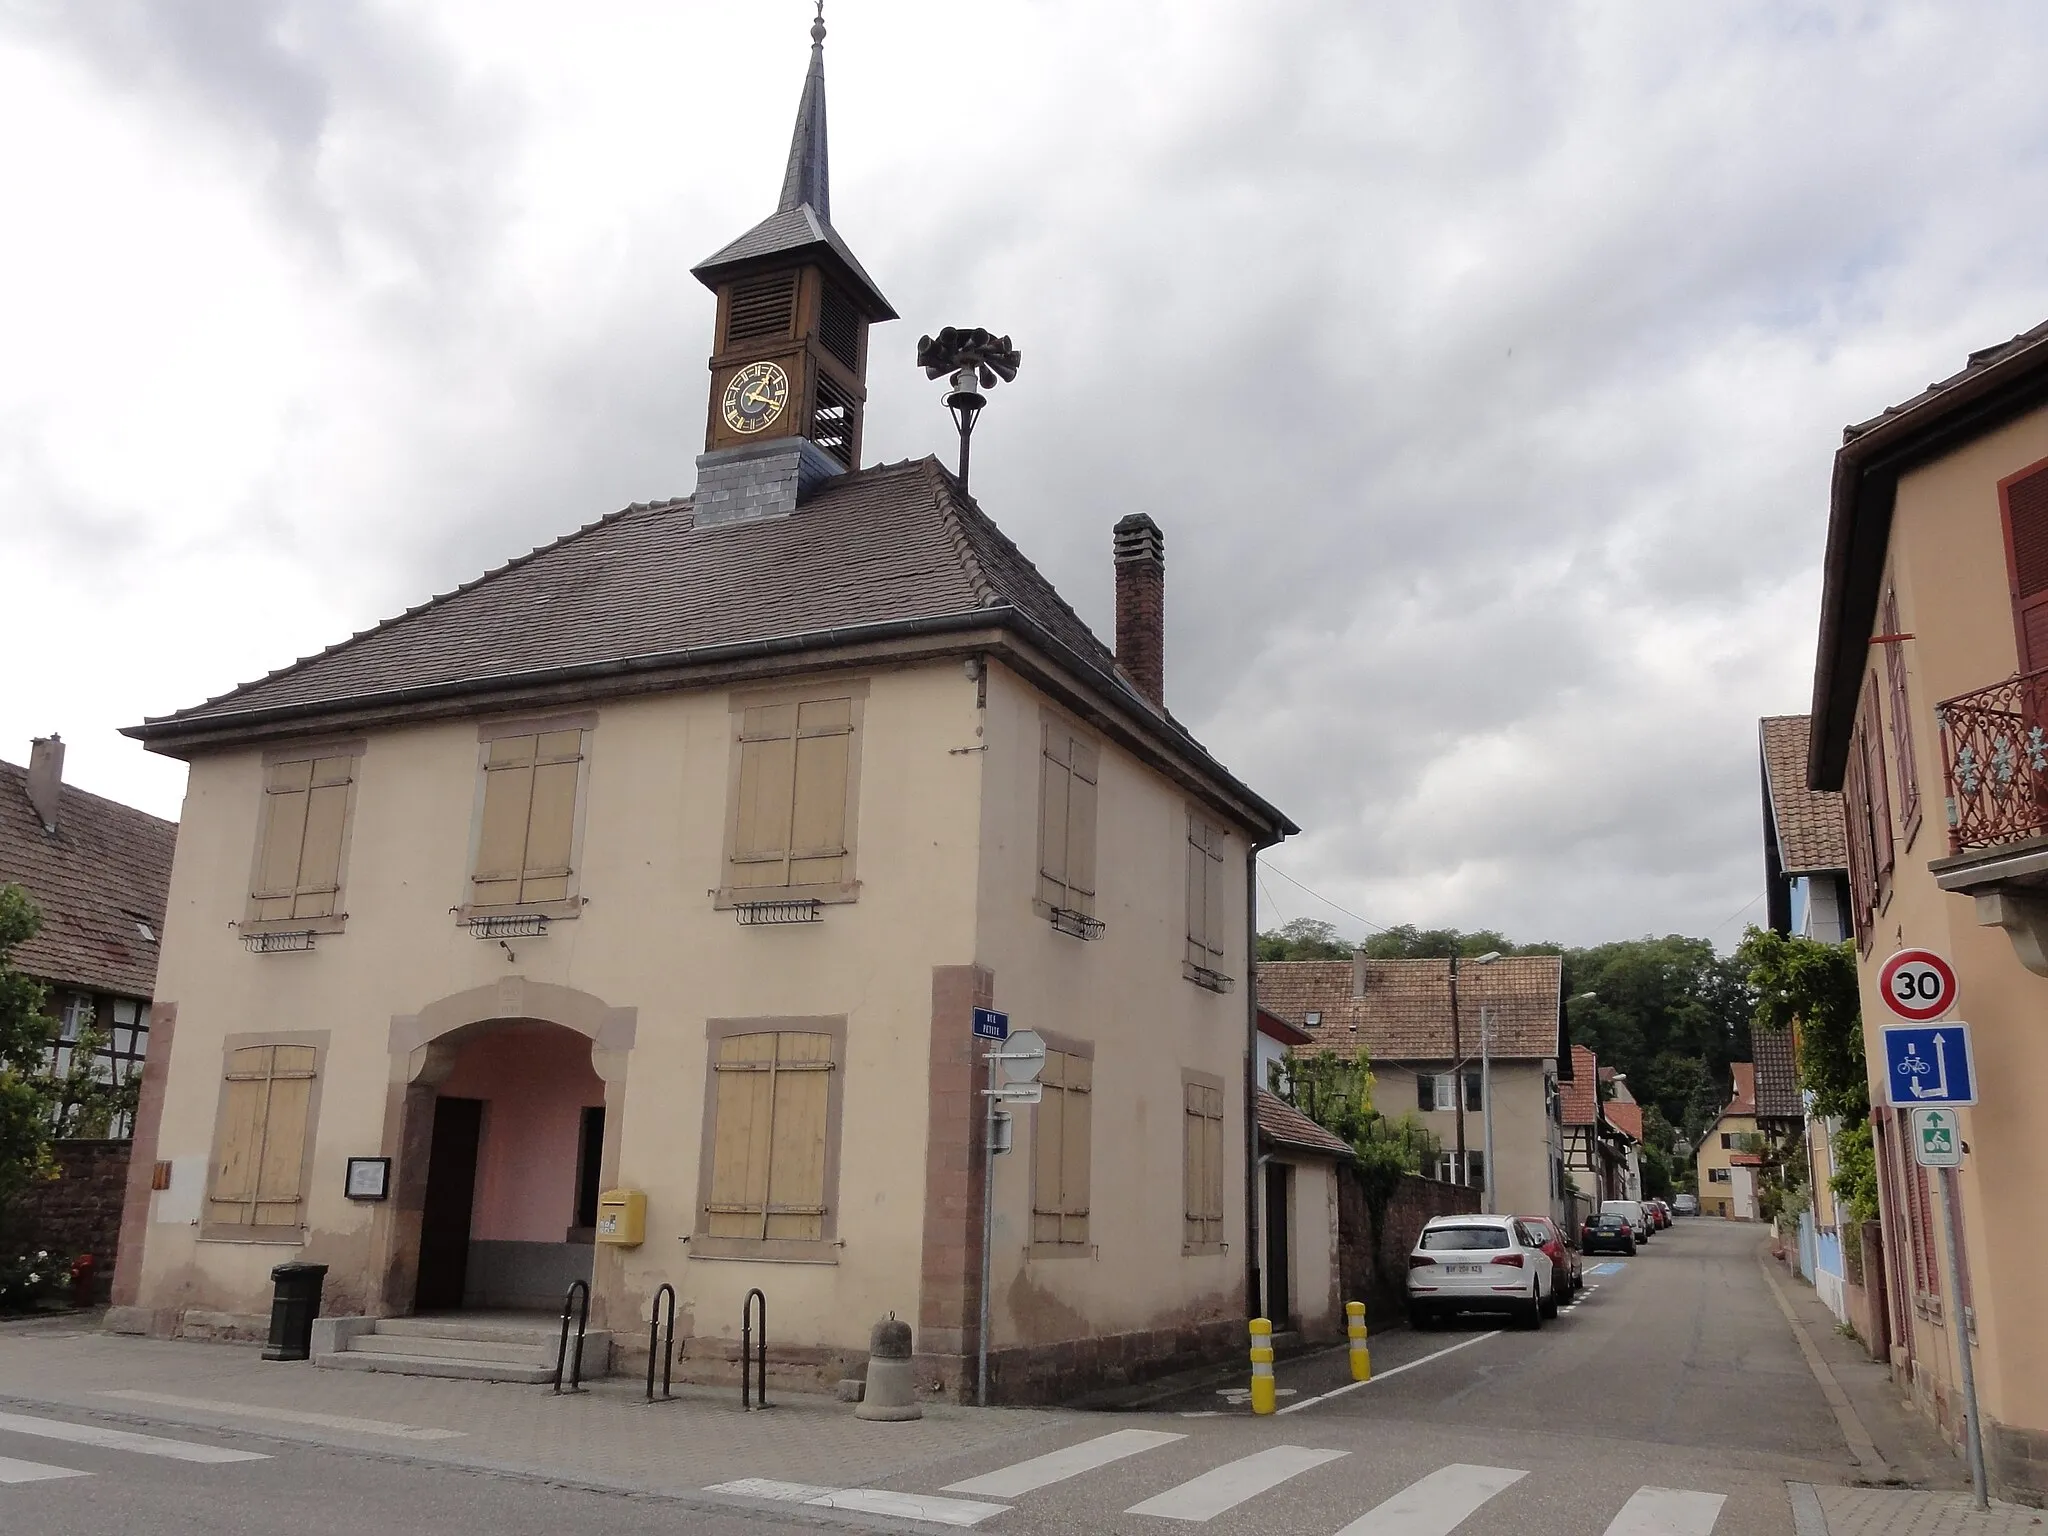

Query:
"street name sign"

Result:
[[1911, 1108, 1963, 1168], [971, 1007, 1009, 1041], [1881, 1022, 1978, 1107], [1878, 948, 1959, 1022]]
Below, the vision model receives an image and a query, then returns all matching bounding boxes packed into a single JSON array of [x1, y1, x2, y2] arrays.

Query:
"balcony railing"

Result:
[[1937, 668, 2048, 852]]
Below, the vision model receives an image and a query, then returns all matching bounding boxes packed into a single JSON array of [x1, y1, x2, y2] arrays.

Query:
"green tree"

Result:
[[1360, 925, 1561, 960], [1282, 1048, 1375, 1144], [0, 886, 60, 1222], [1256, 918, 1353, 962]]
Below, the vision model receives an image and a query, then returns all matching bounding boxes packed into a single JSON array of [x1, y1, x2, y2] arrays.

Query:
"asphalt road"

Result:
[[0, 1221, 1868, 1536]]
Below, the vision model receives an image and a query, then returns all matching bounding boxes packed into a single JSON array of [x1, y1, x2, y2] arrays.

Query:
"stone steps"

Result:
[[312, 1315, 611, 1384]]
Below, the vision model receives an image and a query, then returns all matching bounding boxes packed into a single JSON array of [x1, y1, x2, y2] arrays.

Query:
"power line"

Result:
[[1258, 859, 1393, 936], [1704, 890, 1766, 941]]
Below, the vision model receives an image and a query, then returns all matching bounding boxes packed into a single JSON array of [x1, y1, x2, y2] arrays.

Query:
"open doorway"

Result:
[[415, 1097, 483, 1310], [1264, 1162, 1293, 1330]]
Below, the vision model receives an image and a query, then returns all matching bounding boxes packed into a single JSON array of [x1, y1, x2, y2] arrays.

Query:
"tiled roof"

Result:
[[1255, 1089, 1354, 1160], [1760, 716, 1848, 874], [1729, 1153, 1763, 1168], [1256, 1007, 1314, 1047], [1840, 319, 2048, 445], [1726, 1062, 1757, 1117], [1751, 1029, 1803, 1120], [0, 760, 175, 998], [1603, 1098, 1643, 1143], [1561, 1044, 1600, 1126], [1255, 955, 1562, 1063], [129, 459, 1289, 838]]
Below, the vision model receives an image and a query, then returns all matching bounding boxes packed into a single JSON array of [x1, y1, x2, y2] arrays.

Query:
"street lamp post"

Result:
[[1469, 952, 1502, 1206]]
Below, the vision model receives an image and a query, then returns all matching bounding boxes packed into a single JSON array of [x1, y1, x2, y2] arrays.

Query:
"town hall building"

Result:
[[107, 15, 1294, 1403]]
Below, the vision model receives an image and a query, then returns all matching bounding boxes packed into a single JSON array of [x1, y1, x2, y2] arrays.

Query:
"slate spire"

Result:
[[779, 3, 830, 220]]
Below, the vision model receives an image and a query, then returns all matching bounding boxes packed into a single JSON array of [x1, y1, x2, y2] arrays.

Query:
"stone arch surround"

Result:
[[374, 977, 636, 1317]]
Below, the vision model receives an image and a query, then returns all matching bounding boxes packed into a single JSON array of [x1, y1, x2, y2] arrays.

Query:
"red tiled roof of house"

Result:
[[1256, 1007, 1314, 1048], [0, 758, 175, 998], [1255, 955, 1562, 1064], [1729, 1152, 1763, 1167], [1255, 1089, 1354, 1160], [1727, 1062, 1756, 1116], [1561, 1044, 1600, 1126], [1603, 1098, 1643, 1142], [1759, 715, 1848, 873]]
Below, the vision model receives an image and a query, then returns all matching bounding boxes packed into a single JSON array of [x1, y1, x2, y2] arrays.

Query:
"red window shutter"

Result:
[[1880, 589, 1921, 841], [1861, 676, 1894, 892], [2000, 460, 2048, 673], [1843, 719, 1874, 947]]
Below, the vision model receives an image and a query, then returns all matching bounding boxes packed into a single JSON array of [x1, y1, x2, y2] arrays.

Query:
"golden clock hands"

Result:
[[743, 379, 777, 408]]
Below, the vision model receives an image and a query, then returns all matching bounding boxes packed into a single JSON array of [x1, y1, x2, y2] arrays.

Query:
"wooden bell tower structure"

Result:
[[691, 6, 895, 492]]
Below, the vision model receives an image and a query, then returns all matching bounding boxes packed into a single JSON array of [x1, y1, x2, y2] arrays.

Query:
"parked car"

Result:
[[1407, 1214, 1555, 1330], [1673, 1193, 1699, 1216], [1648, 1199, 1671, 1230], [1600, 1198, 1651, 1243], [1518, 1214, 1581, 1305], [1581, 1211, 1637, 1255]]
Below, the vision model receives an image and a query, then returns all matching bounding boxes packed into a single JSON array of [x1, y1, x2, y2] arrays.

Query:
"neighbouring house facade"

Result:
[[0, 737, 176, 1282], [1806, 319, 2048, 1502], [1598, 1076, 1644, 1202], [1759, 713, 1853, 1321], [1250, 1089, 1349, 1343], [1560, 1044, 1622, 1206], [1694, 1063, 1761, 1220], [106, 22, 1294, 1405], [1256, 955, 1566, 1226]]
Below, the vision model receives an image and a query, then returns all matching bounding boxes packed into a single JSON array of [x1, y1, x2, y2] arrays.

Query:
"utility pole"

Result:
[[1448, 956, 1465, 1184], [1480, 1003, 1496, 1214]]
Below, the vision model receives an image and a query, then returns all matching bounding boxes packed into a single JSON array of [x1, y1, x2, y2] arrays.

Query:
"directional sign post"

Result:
[[977, 1023, 1046, 1409], [1881, 1023, 1978, 1107]]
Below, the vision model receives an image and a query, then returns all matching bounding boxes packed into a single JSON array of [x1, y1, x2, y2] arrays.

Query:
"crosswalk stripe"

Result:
[[0, 1410, 267, 1464], [944, 1428, 1185, 1497], [807, 1489, 1008, 1527], [1127, 1445, 1347, 1521], [98, 1391, 464, 1441], [1330, 1463, 1527, 1536], [0, 1455, 89, 1485], [1603, 1486, 1727, 1536]]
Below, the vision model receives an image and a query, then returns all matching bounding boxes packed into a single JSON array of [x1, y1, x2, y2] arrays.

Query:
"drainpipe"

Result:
[[1245, 849, 1261, 1320]]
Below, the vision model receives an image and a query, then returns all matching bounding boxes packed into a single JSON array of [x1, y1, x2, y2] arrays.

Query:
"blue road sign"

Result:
[[1881, 1022, 1977, 1107], [971, 1008, 1009, 1041]]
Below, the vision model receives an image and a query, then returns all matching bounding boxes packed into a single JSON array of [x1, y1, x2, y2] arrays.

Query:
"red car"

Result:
[[1517, 1215, 1581, 1305]]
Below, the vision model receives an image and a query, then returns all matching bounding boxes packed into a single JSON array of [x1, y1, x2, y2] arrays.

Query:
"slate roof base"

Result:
[[1255, 955, 1564, 1062], [1759, 715, 1849, 874], [0, 758, 175, 998], [1254, 1089, 1354, 1160], [125, 458, 1293, 839]]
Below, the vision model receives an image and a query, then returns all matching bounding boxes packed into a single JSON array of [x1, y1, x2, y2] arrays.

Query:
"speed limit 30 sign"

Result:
[[1879, 948, 1959, 1022]]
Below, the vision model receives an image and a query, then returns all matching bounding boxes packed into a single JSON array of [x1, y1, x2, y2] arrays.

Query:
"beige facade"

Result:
[[1805, 324, 2048, 1502], [1373, 1060, 1558, 1219], [115, 651, 1277, 1399], [1693, 1113, 1761, 1221]]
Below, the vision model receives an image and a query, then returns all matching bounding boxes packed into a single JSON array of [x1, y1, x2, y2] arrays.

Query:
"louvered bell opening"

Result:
[[812, 373, 857, 467], [819, 281, 860, 372], [725, 272, 798, 347]]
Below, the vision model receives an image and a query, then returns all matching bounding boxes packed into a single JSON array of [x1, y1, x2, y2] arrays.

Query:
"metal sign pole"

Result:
[[1938, 1165, 1988, 1509], [977, 1038, 995, 1408]]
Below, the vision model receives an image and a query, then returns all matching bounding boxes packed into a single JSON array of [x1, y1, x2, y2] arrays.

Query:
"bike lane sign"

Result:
[[1882, 1022, 1978, 1107]]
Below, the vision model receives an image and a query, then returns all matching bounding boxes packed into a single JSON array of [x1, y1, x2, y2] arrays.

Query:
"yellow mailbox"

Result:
[[594, 1189, 646, 1247]]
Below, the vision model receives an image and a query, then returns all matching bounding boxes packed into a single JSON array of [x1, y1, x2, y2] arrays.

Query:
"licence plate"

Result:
[[1445, 1264, 1481, 1275]]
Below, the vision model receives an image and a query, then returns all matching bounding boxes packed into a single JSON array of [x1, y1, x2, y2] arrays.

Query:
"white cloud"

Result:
[[5, 0, 2046, 945]]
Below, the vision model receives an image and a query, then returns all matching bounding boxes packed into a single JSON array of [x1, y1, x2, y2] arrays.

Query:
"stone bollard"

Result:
[[853, 1316, 921, 1421]]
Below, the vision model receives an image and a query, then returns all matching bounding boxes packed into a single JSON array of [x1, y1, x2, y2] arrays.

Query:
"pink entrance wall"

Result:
[[438, 1022, 606, 1244]]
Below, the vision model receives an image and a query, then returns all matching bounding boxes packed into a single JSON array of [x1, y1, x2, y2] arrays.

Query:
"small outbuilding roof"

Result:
[[1255, 1089, 1354, 1161]]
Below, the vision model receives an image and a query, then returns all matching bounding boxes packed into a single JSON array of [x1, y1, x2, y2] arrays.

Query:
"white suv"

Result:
[[1601, 1199, 1651, 1244], [1406, 1214, 1555, 1330]]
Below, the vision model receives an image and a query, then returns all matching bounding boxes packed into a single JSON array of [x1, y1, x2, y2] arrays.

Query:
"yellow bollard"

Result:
[[1249, 1317, 1276, 1415], [1347, 1300, 1371, 1382]]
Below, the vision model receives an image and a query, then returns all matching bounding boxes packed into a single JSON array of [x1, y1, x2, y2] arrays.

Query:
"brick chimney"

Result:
[[1113, 514, 1165, 707], [27, 734, 64, 833]]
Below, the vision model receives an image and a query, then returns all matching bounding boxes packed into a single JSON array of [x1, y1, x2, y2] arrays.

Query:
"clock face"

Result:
[[722, 360, 790, 434]]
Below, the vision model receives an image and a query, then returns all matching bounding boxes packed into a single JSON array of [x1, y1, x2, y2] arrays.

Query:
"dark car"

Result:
[[1518, 1214, 1581, 1304], [1581, 1211, 1637, 1256]]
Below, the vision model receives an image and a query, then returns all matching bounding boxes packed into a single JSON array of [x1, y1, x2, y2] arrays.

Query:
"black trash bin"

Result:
[[262, 1261, 328, 1362]]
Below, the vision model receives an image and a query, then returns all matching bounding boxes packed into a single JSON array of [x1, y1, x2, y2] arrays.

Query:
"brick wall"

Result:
[[4, 1140, 131, 1295], [1337, 1168, 1481, 1321]]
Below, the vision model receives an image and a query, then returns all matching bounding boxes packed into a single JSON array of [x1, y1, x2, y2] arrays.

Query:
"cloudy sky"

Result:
[[5, 0, 2046, 949]]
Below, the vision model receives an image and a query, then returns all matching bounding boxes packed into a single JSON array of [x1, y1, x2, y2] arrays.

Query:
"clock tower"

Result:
[[690, 8, 896, 526]]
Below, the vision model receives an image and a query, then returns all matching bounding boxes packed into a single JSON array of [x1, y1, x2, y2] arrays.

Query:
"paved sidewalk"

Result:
[[0, 1316, 1070, 1500], [1806, 1484, 2044, 1536]]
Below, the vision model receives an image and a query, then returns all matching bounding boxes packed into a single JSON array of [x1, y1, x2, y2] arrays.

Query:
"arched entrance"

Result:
[[415, 1022, 608, 1310], [379, 978, 636, 1316]]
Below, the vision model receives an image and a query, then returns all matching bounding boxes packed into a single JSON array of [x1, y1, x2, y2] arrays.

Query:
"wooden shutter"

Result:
[[705, 1031, 832, 1241], [252, 757, 355, 921], [730, 698, 854, 892], [1417, 1074, 1434, 1112], [1860, 677, 1894, 892], [1879, 590, 1921, 840], [2000, 461, 2048, 673], [1032, 1049, 1092, 1245], [208, 1044, 316, 1229], [1039, 724, 1099, 916], [1185, 815, 1227, 970], [1843, 715, 1874, 944], [1183, 1080, 1225, 1247], [474, 731, 582, 906]]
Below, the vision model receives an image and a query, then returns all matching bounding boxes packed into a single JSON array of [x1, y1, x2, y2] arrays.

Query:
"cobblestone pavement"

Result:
[[1809, 1485, 2045, 1536]]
